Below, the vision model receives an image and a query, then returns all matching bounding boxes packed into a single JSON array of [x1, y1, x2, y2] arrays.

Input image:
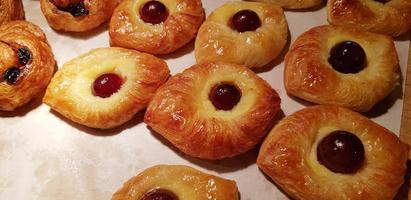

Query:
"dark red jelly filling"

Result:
[[141, 188, 178, 200], [328, 41, 366, 74], [209, 83, 242, 111], [56, 0, 89, 17], [17, 48, 31, 65], [92, 73, 123, 98], [317, 130, 365, 174], [3, 67, 21, 85], [140, 1, 168, 25], [231, 9, 261, 32]]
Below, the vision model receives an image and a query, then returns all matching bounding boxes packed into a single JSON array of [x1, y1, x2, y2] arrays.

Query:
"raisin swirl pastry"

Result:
[[195, 2, 288, 69], [327, 0, 411, 37], [257, 105, 409, 200], [248, 0, 323, 9], [284, 25, 399, 112], [112, 165, 239, 200], [43, 47, 169, 129], [0, 21, 55, 111], [109, 0, 204, 55], [0, 0, 25, 25], [40, 0, 122, 32], [144, 62, 281, 159]]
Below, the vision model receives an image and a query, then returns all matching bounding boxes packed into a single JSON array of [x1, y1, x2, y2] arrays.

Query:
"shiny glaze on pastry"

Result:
[[144, 62, 281, 159], [327, 0, 411, 37], [248, 0, 323, 9], [0, 21, 55, 111], [195, 2, 288, 69], [43, 47, 169, 129], [257, 105, 409, 200], [284, 25, 399, 112], [40, 0, 122, 32], [0, 0, 25, 25], [109, 0, 204, 55], [112, 165, 239, 200]]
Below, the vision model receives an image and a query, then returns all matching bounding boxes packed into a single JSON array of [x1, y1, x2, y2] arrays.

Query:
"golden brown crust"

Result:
[[0, 0, 25, 25], [43, 47, 170, 129], [144, 62, 281, 159], [194, 2, 288, 69], [327, 0, 411, 37], [109, 0, 205, 55], [111, 165, 239, 200], [257, 105, 409, 200], [40, 0, 122, 32], [0, 21, 55, 111], [248, 0, 323, 9], [284, 25, 399, 112]]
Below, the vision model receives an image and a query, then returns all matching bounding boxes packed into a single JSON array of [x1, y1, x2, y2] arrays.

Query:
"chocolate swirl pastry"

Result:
[[0, 0, 25, 25], [257, 105, 409, 200], [112, 165, 239, 200], [144, 62, 281, 159], [0, 21, 55, 111], [40, 0, 122, 32], [109, 0, 205, 55], [195, 1, 288, 68], [327, 0, 411, 37], [43, 47, 169, 129], [284, 25, 399, 112]]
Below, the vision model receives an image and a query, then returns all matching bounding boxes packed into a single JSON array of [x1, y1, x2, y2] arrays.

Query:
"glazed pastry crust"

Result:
[[327, 0, 411, 37], [144, 62, 281, 159], [257, 105, 409, 200], [195, 2, 288, 69], [43, 47, 169, 129], [0, 21, 55, 111], [40, 0, 122, 32], [284, 25, 399, 112], [248, 0, 323, 9], [112, 165, 239, 200], [0, 0, 25, 25], [109, 0, 205, 55]]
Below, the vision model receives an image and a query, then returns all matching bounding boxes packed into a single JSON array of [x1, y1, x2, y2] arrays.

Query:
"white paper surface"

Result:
[[0, 0, 409, 199]]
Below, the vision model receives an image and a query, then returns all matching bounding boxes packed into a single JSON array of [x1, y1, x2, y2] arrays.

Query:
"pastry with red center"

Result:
[[109, 0, 205, 55], [144, 62, 281, 159], [40, 0, 122, 32], [195, 2, 288, 68], [43, 47, 170, 129], [112, 165, 239, 200], [0, 21, 55, 111], [257, 105, 409, 199]]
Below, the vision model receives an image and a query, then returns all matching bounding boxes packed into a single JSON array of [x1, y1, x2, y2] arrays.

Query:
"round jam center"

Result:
[[92, 73, 123, 98], [17, 48, 31, 65], [141, 188, 178, 200], [3, 67, 21, 85], [328, 41, 366, 74], [209, 83, 241, 111], [140, 1, 168, 25], [55, 0, 89, 17], [317, 130, 365, 174], [231, 9, 261, 32]]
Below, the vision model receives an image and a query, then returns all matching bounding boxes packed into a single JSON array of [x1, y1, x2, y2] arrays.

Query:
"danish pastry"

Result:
[[257, 105, 409, 200], [0, 21, 55, 111], [248, 0, 323, 9], [109, 0, 205, 55], [194, 2, 288, 69], [40, 0, 122, 32], [0, 0, 25, 25], [144, 62, 281, 159], [112, 165, 239, 200], [327, 0, 411, 37], [43, 47, 169, 129], [284, 25, 399, 112]]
